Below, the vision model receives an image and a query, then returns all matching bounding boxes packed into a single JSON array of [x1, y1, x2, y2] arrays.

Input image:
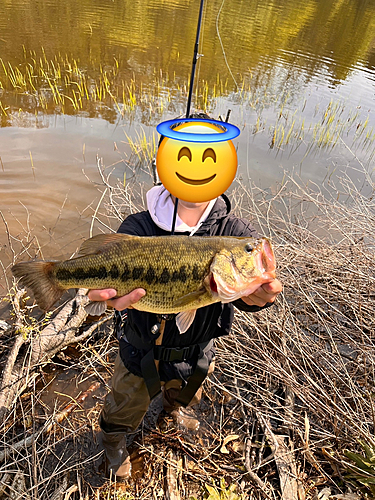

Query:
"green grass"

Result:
[[1, 48, 375, 161]]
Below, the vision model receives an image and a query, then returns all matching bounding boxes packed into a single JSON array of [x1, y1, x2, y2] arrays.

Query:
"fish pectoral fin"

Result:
[[76, 233, 135, 257], [176, 310, 197, 334], [85, 300, 107, 317], [172, 288, 207, 308]]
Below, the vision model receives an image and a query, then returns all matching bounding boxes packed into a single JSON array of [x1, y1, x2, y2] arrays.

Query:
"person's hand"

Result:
[[241, 279, 282, 308], [87, 288, 146, 311]]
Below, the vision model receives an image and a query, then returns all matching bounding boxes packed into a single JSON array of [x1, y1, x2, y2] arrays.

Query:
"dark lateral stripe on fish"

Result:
[[55, 263, 201, 285], [144, 267, 156, 283], [162, 268, 174, 283], [110, 264, 120, 278], [56, 266, 110, 281], [192, 264, 200, 281], [121, 265, 131, 281], [172, 266, 187, 282], [132, 267, 144, 280]]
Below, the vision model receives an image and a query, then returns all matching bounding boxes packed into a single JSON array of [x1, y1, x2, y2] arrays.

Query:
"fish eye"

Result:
[[202, 148, 216, 163], [245, 243, 253, 253], [178, 147, 192, 161]]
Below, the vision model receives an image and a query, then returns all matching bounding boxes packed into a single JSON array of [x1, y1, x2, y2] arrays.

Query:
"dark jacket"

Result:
[[117, 194, 271, 382]]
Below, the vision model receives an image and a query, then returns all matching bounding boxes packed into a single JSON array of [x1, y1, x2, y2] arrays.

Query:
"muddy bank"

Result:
[[0, 169, 374, 499]]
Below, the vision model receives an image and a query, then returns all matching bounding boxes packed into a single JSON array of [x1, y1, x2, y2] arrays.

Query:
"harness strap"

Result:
[[175, 342, 212, 407], [154, 344, 197, 362], [141, 348, 163, 401], [140, 336, 213, 405], [124, 318, 213, 405], [141, 319, 166, 400]]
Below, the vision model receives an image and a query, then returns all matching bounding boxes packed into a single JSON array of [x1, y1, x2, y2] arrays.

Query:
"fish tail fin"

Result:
[[11, 261, 64, 310]]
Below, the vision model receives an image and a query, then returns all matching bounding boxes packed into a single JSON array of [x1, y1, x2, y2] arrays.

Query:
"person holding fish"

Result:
[[12, 115, 282, 480], [87, 116, 283, 480]]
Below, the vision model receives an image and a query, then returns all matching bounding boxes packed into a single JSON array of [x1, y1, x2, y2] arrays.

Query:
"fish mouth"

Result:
[[257, 239, 276, 276], [176, 172, 216, 185], [211, 239, 276, 302]]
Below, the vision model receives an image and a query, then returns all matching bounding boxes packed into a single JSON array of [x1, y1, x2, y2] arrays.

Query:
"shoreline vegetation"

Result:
[[1, 52, 375, 162], [0, 149, 374, 499]]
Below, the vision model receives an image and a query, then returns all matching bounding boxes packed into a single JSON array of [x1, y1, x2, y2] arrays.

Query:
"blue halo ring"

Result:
[[156, 118, 240, 143]]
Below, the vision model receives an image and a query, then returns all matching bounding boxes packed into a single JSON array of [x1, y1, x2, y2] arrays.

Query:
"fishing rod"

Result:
[[186, 0, 205, 119], [171, 0, 205, 235]]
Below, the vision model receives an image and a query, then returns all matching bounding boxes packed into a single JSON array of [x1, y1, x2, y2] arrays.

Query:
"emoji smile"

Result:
[[176, 172, 216, 185]]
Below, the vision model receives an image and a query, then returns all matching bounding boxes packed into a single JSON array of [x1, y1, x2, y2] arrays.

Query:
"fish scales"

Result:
[[50, 236, 227, 313], [11, 233, 276, 316]]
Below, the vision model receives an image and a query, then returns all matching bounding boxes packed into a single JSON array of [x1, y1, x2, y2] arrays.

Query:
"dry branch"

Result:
[[0, 161, 374, 498], [45, 381, 101, 434], [0, 288, 111, 424]]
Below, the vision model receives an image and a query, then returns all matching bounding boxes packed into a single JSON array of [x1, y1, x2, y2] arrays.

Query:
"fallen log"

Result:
[[0, 288, 111, 424]]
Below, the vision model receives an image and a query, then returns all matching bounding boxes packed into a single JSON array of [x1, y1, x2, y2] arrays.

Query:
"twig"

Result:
[[0, 210, 15, 262], [45, 381, 101, 433]]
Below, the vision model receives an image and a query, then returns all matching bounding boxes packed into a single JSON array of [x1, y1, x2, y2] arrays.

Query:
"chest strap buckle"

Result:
[[154, 345, 195, 363]]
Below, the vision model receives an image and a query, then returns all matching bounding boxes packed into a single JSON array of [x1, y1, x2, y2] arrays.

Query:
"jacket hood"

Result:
[[146, 185, 219, 235], [197, 193, 232, 233]]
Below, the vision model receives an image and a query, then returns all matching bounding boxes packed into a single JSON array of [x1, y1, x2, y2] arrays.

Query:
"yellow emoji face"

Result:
[[156, 121, 238, 203]]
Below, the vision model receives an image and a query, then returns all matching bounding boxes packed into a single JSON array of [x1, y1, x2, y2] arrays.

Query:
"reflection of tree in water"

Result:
[[208, 0, 375, 86], [0, 0, 375, 123], [0, 90, 119, 126], [366, 44, 375, 73]]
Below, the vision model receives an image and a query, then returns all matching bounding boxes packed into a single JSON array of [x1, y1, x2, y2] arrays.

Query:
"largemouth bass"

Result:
[[11, 233, 276, 333]]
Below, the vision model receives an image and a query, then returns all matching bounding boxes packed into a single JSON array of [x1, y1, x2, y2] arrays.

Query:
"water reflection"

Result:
[[0, 0, 374, 119]]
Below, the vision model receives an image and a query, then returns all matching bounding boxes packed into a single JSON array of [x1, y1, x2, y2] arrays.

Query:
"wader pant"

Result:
[[100, 354, 215, 434]]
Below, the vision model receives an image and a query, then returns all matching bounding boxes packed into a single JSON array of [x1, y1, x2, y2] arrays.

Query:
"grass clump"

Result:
[[191, 479, 245, 500], [344, 441, 375, 496], [1, 48, 375, 164], [0, 49, 239, 125]]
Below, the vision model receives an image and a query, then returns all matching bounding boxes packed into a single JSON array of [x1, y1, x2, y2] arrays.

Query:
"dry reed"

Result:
[[0, 150, 374, 498]]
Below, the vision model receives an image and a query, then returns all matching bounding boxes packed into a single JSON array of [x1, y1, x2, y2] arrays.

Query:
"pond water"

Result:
[[0, 0, 375, 290]]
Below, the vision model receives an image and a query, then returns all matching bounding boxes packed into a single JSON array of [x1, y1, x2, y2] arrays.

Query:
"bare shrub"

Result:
[[0, 155, 374, 498]]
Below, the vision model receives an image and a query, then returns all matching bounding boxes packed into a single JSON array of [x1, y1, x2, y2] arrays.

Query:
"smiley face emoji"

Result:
[[156, 119, 240, 203]]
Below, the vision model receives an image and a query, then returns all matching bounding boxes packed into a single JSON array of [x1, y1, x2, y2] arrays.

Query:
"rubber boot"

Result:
[[162, 386, 200, 433], [99, 430, 132, 481]]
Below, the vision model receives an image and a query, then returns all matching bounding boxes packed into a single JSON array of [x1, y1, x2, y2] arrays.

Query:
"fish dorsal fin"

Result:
[[172, 288, 207, 308], [176, 310, 197, 334], [77, 233, 134, 257]]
